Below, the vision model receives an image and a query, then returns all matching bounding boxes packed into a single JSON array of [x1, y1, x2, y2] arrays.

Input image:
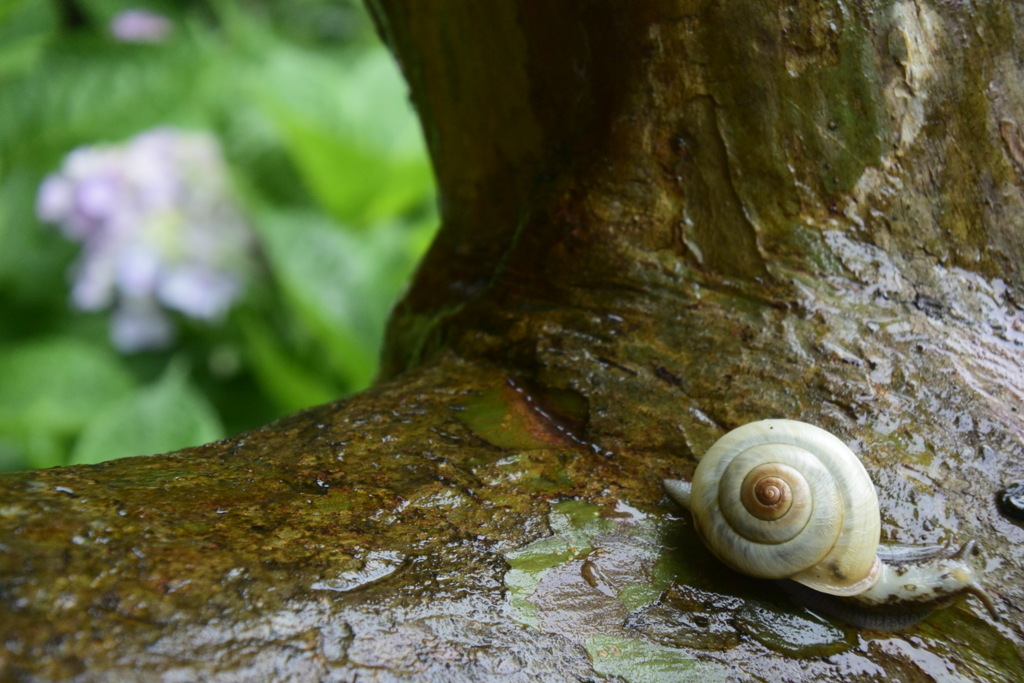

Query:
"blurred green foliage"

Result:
[[0, 0, 438, 470]]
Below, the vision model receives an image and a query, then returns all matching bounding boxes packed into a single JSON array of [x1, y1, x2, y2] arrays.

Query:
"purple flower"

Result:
[[157, 264, 242, 321], [38, 128, 256, 352], [111, 299, 175, 353], [109, 9, 174, 44]]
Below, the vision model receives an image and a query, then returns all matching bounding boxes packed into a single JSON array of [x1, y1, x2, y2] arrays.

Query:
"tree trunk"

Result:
[[3, 1, 1024, 680]]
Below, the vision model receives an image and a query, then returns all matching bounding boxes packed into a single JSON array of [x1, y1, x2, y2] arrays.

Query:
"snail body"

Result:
[[664, 419, 995, 627]]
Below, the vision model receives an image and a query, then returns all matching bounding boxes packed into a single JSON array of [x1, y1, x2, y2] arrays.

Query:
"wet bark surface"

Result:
[[4, 1, 1024, 680]]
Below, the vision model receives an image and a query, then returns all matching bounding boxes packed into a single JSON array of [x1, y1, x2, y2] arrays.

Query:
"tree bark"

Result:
[[3, 1, 1024, 680]]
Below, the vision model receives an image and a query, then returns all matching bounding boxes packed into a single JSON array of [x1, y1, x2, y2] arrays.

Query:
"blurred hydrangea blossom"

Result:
[[109, 9, 174, 43], [37, 128, 256, 352]]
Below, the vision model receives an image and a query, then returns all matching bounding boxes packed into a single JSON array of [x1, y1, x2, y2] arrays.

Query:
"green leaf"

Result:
[[69, 359, 223, 465], [0, 170, 76, 303], [238, 312, 339, 413], [271, 118, 433, 225], [0, 0, 55, 81], [0, 33, 213, 168], [0, 430, 65, 472], [0, 336, 135, 436], [254, 210, 387, 390], [251, 206, 437, 393], [0, 32, 49, 81], [0, 436, 23, 471], [252, 44, 434, 224]]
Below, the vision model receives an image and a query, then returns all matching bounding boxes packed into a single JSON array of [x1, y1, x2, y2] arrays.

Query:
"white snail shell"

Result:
[[664, 419, 996, 624], [665, 419, 882, 596]]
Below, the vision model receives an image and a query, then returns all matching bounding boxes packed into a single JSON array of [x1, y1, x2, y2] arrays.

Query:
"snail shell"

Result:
[[665, 419, 881, 596], [664, 419, 996, 625]]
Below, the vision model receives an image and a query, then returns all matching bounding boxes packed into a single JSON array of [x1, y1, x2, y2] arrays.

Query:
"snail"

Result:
[[664, 419, 997, 629]]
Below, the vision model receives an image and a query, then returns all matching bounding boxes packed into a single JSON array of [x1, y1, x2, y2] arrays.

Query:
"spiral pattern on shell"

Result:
[[689, 419, 882, 596]]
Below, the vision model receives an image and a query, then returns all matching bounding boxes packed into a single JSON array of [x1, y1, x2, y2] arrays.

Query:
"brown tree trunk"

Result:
[[3, 2, 1024, 680]]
